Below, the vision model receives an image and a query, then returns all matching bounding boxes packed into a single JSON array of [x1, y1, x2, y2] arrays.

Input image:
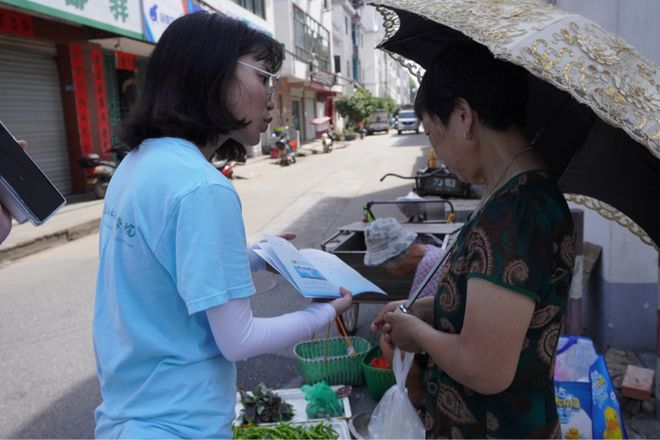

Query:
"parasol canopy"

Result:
[[372, 0, 660, 248]]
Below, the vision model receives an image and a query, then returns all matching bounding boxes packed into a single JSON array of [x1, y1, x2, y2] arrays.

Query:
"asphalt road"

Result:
[[0, 131, 435, 438]]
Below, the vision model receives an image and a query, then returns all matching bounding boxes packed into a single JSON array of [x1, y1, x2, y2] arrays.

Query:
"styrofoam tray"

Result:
[[234, 385, 351, 425]]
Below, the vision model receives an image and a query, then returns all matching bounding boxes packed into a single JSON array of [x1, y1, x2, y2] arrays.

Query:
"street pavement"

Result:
[[1, 132, 658, 438]]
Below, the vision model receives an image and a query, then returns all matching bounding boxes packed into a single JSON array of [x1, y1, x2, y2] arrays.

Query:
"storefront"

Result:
[[0, 1, 196, 194], [0, 31, 72, 194], [270, 73, 339, 148]]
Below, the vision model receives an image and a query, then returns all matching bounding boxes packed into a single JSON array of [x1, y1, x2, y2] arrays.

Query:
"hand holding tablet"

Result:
[[0, 120, 66, 228]]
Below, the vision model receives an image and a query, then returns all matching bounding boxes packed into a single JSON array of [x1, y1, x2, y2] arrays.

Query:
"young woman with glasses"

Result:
[[92, 12, 352, 438]]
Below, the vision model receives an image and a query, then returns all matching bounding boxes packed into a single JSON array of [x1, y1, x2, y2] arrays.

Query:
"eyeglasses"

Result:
[[237, 60, 280, 100]]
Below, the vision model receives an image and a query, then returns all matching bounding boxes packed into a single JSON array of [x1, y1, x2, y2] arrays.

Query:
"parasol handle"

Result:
[[399, 229, 460, 314]]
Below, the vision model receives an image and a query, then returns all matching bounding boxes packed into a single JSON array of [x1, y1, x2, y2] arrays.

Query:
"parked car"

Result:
[[367, 109, 390, 135], [396, 109, 420, 134]]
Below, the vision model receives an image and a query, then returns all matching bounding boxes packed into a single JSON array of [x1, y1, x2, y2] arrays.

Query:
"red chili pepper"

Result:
[[369, 356, 391, 369]]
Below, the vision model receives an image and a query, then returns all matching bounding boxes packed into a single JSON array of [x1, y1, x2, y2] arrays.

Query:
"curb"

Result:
[[0, 218, 100, 263]]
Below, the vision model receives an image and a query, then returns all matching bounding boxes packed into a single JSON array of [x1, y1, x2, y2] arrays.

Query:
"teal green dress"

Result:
[[425, 170, 575, 439]]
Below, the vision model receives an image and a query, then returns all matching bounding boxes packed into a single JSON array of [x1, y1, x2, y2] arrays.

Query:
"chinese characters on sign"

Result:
[[0, 8, 34, 36], [115, 51, 137, 71], [17, 0, 141, 38], [142, 0, 189, 43], [91, 48, 112, 156]]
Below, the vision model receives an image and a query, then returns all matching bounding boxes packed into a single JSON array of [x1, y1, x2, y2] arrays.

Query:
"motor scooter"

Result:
[[77, 144, 129, 199], [212, 157, 238, 179], [311, 117, 334, 153], [273, 128, 296, 166], [320, 131, 333, 153]]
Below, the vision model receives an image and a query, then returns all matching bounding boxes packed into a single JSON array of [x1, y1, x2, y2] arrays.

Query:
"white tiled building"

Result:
[[360, 4, 412, 105]]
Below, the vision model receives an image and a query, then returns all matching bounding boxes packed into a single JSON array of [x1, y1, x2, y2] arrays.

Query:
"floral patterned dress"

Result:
[[425, 170, 576, 439]]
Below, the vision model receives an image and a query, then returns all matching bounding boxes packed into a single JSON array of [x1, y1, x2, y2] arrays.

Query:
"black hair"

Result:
[[415, 44, 528, 131], [120, 11, 283, 159]]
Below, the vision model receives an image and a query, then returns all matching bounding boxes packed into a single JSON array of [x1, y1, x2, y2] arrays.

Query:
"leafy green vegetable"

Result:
[[233, 422, 339, 439], [239, 383, 294, 425]]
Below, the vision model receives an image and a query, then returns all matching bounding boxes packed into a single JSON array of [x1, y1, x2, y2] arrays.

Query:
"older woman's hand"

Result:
[[370, 300, 405, 332], [383, 310, 425, 353]]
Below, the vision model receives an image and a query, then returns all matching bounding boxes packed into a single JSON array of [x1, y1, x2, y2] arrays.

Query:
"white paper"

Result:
[[253, 236, 386, 299], [300, 249, 385, 296]]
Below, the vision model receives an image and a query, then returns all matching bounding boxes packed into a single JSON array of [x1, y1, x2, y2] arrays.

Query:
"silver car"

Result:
[[396, 109, 420, 134]]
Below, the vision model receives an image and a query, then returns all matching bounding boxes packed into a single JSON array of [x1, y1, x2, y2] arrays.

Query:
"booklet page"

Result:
[[300, 249, 385, 295], [258, 236, 339, 298]]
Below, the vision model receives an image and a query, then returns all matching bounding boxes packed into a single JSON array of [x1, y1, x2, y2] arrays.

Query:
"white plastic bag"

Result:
[[367, 347, 425, 439]]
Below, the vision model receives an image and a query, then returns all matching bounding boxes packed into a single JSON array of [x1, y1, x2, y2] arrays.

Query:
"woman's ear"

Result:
[[455, 98, 475, 140]]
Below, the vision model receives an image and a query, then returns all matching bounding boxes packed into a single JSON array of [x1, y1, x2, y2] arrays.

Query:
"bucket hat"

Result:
[[364, 217, 417, 266]]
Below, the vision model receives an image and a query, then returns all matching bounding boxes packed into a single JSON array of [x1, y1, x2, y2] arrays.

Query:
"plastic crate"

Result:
[[294, 336, 371, 386], [362, 346, 396, 400]]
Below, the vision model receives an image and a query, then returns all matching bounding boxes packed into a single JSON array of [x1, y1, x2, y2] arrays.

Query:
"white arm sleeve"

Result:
[[206, 298, 336, 362]]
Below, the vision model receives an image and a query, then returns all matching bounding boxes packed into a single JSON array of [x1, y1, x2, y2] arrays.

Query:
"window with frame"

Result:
[[231, 0, 265, 19], [293, 5, 330, 71]]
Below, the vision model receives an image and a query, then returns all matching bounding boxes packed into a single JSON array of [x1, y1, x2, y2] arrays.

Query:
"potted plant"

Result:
[[345, 124, 357, 141]]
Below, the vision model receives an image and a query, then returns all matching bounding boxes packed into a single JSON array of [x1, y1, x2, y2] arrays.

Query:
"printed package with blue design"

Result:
[[554, 336, 627, 439]]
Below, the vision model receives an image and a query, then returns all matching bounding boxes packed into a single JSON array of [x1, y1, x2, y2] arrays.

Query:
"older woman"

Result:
[[364, 217, 445, 300], [372, 44, 575, 438]]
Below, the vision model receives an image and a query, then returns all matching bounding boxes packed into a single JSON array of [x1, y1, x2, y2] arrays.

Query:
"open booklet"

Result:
[[252, 235, 386, 299]]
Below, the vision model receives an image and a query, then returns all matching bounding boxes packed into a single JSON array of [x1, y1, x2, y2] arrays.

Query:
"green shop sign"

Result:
[[1, 0, 143, 39]]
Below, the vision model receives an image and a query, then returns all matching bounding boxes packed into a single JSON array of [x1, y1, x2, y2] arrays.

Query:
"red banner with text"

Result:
[[91, 48, 111, 156], [0, 8, 34, 36]]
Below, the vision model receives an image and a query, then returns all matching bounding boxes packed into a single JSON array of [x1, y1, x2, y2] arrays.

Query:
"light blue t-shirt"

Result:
[[93, 137, 255, 439]]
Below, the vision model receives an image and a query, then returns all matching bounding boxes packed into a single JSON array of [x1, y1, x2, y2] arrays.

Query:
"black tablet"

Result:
[[0, 120, 66, 225]]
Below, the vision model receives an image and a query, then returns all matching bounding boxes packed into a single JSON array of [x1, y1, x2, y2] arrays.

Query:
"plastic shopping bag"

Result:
[[554, 336, 627, 439], [301, 381, 344, 419], [367, 347, 425, 439]]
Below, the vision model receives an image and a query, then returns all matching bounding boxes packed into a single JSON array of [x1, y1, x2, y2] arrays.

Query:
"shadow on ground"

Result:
[[10, 376, 99, 439]]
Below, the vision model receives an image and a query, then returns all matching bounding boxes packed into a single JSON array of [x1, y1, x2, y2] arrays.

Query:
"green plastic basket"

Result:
[[362, 346, 396, 400], [294, 336, 371, 386]]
